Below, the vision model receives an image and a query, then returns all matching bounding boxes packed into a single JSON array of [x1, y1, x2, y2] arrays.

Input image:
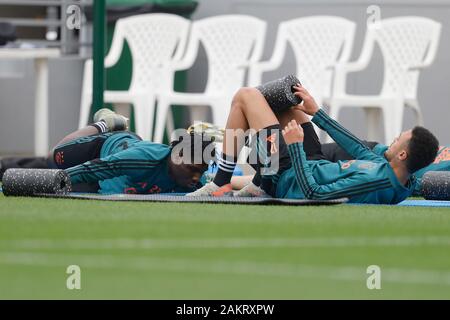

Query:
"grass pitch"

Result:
[[0, 194, 449, 299]]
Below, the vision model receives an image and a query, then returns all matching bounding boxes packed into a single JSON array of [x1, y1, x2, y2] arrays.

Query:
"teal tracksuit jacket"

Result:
[[372, 144, 450, 195], [275, 109, 415, 204], [65, 133, 196, 194]]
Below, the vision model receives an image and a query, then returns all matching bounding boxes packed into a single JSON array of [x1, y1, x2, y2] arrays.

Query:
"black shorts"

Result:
[[52, 132, 114, 169], [247, 121, 324, 196], [52, 131, 142, 169], [247, 122, 325, 171]]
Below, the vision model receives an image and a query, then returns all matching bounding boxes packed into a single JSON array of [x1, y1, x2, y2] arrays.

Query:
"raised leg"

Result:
[[186, 87, 281, 196], [221, 87, 279, 158], [53, 126, 99, 150]]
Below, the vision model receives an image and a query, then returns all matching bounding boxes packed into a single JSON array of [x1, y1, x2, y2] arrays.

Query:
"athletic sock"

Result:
[[91, 120, 108, 133], [213, 152, 238, 187]]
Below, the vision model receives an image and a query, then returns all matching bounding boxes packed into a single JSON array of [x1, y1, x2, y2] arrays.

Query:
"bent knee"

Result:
[[234, 87, 259, 100], [231, 87, 260, 109]]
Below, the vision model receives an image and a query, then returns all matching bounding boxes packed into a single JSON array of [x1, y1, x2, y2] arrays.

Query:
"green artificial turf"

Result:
[[0, 194, 449, 299]]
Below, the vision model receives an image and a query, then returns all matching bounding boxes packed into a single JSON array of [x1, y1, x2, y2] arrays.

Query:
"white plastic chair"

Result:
[[154, 14, 267, 143], [79, 13, 190, 140], [248, 16, 356, 109], [325, 16, 441, 144]]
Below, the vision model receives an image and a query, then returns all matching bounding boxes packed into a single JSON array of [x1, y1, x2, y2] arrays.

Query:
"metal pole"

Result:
[[92, 0, 106, 110]]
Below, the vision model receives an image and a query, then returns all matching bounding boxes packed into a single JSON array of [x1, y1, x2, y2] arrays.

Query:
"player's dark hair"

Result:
[[170, 132, 216, 165], [406, 126, 439, 173]]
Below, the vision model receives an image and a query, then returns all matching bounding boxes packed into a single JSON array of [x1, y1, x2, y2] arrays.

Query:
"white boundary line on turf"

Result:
[[0, 251, 450, 287], [2, 236, 450, 250]]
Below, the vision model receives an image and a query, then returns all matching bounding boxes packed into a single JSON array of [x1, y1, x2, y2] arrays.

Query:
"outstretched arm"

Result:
[[293, 85, 381, 162]]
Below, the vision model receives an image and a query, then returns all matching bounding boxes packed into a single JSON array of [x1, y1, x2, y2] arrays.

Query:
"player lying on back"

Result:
[[321, 141, 449, 196], [188, 85, 439, 204]]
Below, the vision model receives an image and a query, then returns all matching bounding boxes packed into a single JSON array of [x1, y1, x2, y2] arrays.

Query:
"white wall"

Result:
[[0, 57, 84, 154]]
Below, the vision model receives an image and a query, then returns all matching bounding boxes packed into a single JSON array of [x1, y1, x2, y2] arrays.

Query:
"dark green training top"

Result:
[[66, 133, 196, 194], [275, 109, 415, 204]]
